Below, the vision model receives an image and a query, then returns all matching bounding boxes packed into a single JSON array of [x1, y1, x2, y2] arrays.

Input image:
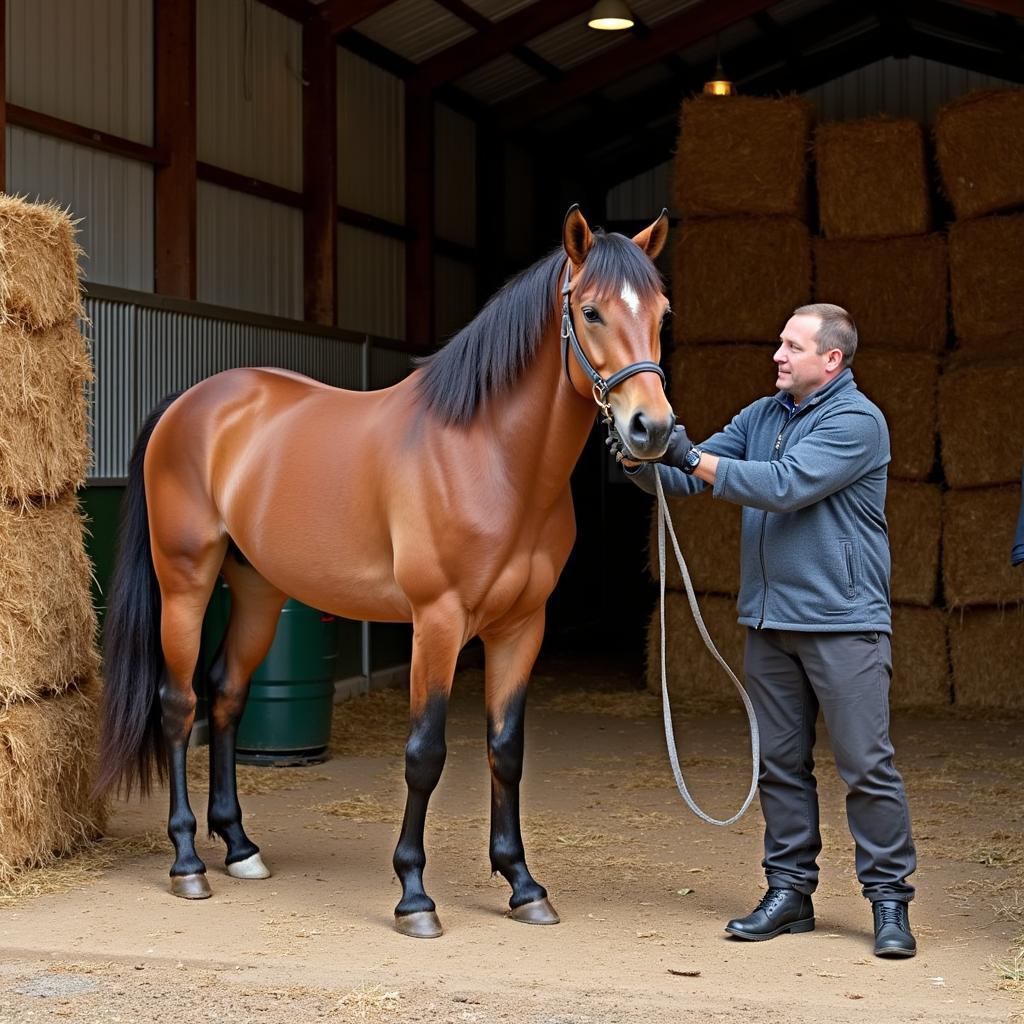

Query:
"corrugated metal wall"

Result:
[[337, 49, 404, 224], [504, 142, 537, 267], [197, 183, 303, 320], [197, 0, 302, 191], [434, 255, 477, 343], [4, 0, 154, 291], [337, 223, 406, 341], [435, 103, 476, 247]]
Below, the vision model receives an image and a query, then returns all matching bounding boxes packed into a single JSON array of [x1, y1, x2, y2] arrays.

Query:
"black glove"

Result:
[[661, 424, 694, 466]]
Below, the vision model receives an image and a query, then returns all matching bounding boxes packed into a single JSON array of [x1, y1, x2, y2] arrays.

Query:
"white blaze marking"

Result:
[[621, 282, 640, 319]]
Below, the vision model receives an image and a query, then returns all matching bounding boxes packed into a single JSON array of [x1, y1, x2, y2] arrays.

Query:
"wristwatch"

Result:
[[681, 446, 703, 475]]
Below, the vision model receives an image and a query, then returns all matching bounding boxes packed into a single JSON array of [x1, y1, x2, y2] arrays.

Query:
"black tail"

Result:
[[95, 393, 182, 798]]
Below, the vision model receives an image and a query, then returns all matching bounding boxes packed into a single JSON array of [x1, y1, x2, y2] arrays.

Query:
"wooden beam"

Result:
[[498, 0, 781, 131], [907, 29, 1024, 82], [198, 162, 303, 208], [6, 105, 167, 165], [415, 0, 593, 91], [257, 0, 314, 22], [154, 0, 197, 299], [320, 0, 396, 36], [302, 23, 338, 326], [405, 87, 434, 348], [338, 205, 411, 242], [956, 0, 1024, 17]]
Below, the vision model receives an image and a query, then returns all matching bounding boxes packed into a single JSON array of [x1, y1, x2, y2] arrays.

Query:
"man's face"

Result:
[[774, 315, 841, 403]]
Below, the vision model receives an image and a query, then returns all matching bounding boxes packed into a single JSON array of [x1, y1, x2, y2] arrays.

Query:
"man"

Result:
[[616, 304, 917, 958]]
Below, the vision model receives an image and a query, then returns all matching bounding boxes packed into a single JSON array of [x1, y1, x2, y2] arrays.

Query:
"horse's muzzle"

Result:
[[622, 410, 674, 460]]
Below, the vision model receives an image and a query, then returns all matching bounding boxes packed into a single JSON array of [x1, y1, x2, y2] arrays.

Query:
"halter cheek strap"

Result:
[[560, 264, 666, 413]]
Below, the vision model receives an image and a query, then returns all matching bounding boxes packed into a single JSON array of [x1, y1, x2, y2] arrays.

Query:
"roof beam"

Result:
[[319, 0, 396, 36], [414, 0, 593, 91], [955, 0, 1024, 17], [497, 0, 783, 131], [907, 28, 1024, 81]]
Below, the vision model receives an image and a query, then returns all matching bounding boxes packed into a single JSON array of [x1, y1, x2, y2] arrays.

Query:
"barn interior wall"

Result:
[[336, 223, 406, 341]]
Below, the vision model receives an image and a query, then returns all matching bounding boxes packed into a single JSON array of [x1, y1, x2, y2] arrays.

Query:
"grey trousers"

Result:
[[744, 628, 916, 903]]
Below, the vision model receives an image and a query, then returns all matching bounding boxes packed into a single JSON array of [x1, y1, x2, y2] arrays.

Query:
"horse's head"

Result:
[[562, 206, 675, 461]]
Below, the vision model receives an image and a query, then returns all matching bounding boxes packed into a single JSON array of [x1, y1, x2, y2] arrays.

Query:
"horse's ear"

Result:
[[632, 209, 669, 260], [562, 204, 594, 265]]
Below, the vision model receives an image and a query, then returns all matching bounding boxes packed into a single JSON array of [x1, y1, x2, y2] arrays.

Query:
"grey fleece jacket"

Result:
[[629, 368, 892, 633]]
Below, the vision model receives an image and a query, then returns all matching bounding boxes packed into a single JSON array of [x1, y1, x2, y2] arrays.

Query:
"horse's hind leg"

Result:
[[482, 608, 559, 925], [153, 533, 228, 900], [393, 599, 465, 939], [206, 557, 286, 878]]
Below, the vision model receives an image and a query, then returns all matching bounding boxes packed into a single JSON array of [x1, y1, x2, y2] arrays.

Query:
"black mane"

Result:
[[415, 231, 663, 426]]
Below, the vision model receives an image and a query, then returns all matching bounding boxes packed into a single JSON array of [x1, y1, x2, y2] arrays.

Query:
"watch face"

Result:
[[685, 447, 701, 468]]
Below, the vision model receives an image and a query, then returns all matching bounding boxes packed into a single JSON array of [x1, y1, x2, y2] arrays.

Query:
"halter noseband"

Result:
[[560, 263, 667, 420]]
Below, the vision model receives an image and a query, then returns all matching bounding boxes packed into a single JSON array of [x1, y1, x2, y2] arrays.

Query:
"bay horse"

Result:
[[96, 206, 674, 938]]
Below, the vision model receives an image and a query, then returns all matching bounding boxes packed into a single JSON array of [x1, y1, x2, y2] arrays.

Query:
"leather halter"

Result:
[[560, 262, 666, 415]]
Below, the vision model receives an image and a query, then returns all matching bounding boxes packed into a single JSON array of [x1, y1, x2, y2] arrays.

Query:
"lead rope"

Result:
[[654, 468, 760, 826]]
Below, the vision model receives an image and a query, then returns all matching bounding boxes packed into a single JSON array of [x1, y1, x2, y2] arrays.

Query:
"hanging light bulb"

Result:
[[703, 41, 734, 96], [588, 0, 634, 31]]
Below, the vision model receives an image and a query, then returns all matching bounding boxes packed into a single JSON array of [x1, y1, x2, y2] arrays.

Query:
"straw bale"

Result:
[[0, 319, 91, 504], [0, 677, 107, 885], [887, 482, 941, 607], [935, 89, 1024, 221], [647, 489, 741, 594], [890, 606, 951, 711], [815, 118, 930, 240], [645, 592, 745, 711], [938, 354, 1024, 488], [854, 351, 937, 481], [948, 606, 1024, 714], [942, 486, 1024, 608], [0, 195, 84, 330], [949, 214, 1024, 348], [669, 343, 777, 440], [0, 494, 98, 709], [673, 95, 813, 220], [673, 218, 811, 343], [813, 235, 948, 351]]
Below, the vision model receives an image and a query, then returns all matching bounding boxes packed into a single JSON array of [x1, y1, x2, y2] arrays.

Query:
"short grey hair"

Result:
[[792, 303, 858, 368]]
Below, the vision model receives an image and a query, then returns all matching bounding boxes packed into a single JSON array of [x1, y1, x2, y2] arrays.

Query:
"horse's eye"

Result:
[[582, 307, 601, 324]]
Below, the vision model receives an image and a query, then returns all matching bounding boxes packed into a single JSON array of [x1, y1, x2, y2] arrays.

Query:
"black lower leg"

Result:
[[488, 689, 546, 909], [206, 656, 259, 864], [161, 679, 205, 878], [393, 693, 448, 917]]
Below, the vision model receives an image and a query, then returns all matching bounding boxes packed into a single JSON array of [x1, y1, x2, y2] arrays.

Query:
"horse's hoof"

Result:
[[394, 911, 444, 938], [509, 897, 560, 925], [170, 873, 212, 900], [227, 852, 271, 880]]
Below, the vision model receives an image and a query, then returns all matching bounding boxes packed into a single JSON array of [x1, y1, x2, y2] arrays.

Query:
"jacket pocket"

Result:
[[841, 539, 857, 599]]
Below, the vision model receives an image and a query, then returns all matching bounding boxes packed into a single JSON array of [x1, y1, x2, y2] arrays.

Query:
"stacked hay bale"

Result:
[[935, 89, 1024, 716], [812, 116, 948, 712], [651, 96, 813, 708], [0, 195, 105, 886]]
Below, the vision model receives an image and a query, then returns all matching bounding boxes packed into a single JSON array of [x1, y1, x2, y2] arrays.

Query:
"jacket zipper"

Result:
[[757, 412, 797, 628]]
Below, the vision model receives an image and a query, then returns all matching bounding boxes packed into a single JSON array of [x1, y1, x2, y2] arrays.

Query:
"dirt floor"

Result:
[[1, 654, 1022, 1024]]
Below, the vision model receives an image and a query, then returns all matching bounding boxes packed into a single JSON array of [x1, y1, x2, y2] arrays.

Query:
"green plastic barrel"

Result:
[[203, 582, 337, 765]]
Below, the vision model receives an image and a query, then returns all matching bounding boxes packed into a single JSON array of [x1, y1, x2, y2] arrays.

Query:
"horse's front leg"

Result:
[[392, 599, 463, 938], [482, 608, 559, 925]]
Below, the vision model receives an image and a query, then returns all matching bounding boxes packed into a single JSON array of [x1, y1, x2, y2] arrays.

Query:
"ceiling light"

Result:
[[703, 55, 734, 96], [588, 0, 634, 31]]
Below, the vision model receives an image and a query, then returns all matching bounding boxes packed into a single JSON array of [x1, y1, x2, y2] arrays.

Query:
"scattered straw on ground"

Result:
[[310, 795, 402, 825], [337, 983, 402, 1021], [331, 690, 409, 758], [185, 758, 330, 796], [537, 689, 659, 718]]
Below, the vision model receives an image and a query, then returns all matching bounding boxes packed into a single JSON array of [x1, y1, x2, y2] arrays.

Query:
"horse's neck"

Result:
[[481, 320, 596, 503]]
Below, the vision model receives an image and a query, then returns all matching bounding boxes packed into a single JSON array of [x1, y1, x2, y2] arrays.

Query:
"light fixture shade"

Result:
[[703, 79, 735, 96], [588, 0, 634, 31]]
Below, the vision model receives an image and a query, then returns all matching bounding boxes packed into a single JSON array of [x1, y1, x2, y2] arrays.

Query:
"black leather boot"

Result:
[[725, 887, 815, 941], [873, 900, 916, 958]]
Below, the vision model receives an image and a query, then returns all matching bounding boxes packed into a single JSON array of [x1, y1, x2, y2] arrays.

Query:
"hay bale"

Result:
[[673, 95, 813, 220], [948, 606, 1024, 714], [0, 677, 107, 885], [0, 319, 91, 504], [813, 235, 948, 351], [888, 482, 941, 607], [938, 354, 1024, 488], [815, 118, 930, 240], [673, 218, 811, 343], [935, 89, 1024, 221], [854, 351, 937, 481], [645, 592, 745, 710], [0, 494, 98, 709], [949, 214, 1024, 348], [890, 606, 950, 711], [0, 195, 84, 330], [942, 486, 1024, 608], [647, 490, 741, 594], [670, 343, 777, 440]]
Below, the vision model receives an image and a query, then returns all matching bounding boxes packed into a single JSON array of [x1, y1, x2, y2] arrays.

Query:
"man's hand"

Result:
[[662, 424, 694, 467]]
